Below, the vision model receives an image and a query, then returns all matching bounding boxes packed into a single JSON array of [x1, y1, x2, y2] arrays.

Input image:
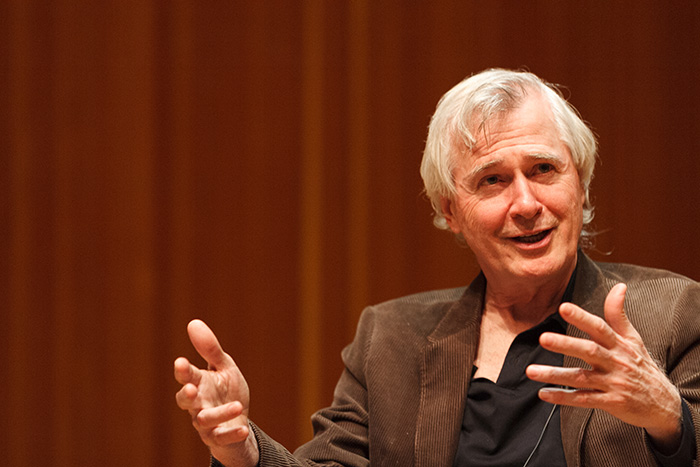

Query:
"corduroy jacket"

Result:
[[232, 252, 700, 466]]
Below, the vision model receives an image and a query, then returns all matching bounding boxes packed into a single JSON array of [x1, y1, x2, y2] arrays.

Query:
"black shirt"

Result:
[[452, 311, 568, 467]]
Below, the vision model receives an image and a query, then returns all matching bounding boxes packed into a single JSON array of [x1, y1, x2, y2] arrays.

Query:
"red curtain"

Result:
[[2, 2, 699, 466]]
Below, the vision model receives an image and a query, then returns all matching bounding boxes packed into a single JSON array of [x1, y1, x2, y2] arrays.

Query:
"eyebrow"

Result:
[[466, 153, 564, 180]]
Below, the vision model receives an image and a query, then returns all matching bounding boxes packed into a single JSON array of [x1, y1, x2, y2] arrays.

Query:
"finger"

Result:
[[604, 283, 635, 338], [527, 364, 607, 391], [195, 401, 245, 429], [206, 423, 251, 446], [175, 383, 201, 411], [538, 332, 613, 369], [187, 319, 235, 371], [174, 357, 203, 386], [559, 302, 618, 349], [537, 386, 604, 408]]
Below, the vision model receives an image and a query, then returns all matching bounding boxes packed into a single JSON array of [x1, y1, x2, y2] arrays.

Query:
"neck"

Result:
[[483, 263, 575, 327]]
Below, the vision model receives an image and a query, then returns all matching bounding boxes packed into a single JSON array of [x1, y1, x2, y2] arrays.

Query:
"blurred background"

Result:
[[2, 1, 700, 466]]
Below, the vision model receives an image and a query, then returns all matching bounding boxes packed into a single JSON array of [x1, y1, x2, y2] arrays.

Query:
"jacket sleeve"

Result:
[[219, 308, 377, 467], [665, 282, 700, 466]]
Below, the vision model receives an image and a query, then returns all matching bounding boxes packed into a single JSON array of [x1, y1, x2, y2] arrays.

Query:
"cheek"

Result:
[[455, 198, 506, 235], [548, 180, 584, 213], [549, 185, 585, 233]]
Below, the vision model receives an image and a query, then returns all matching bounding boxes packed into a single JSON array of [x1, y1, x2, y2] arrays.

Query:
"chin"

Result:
[[510, 257, 568, 280]]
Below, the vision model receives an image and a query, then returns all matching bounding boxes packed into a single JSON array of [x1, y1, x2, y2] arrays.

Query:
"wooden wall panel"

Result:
[[2, 2, 700, 466]]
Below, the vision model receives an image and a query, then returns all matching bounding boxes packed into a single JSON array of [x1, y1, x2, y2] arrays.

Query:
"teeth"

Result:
[[516, 230, 548, 243]]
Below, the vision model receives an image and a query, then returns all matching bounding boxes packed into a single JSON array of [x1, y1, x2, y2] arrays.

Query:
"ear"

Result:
[[440, 197, 460, 234]]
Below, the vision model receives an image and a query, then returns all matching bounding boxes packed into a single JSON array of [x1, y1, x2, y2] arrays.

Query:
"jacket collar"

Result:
[[414, 273, 484, 467]]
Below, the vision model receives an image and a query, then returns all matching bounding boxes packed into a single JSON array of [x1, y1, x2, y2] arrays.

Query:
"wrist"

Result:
[[210, 424, 260, 467], [645, 392, 683, 455]]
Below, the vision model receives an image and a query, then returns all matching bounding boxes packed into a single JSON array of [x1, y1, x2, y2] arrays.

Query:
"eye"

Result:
[[535, 163, 554, 174], [481, 175, 500, 186]]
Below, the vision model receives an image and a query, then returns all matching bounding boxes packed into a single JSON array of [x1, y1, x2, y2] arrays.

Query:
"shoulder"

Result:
[[595, 260, 697, 287], [592, 259, 699, 308], [341, 284, 477, 367], [577, 253, 698, 302], [358, 286, 469, 337], [587, 256, 700, 350], [370, 286, 468, 317]]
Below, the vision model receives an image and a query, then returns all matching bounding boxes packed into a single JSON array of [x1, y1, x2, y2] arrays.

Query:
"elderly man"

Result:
[[175, 69, 700, 466]]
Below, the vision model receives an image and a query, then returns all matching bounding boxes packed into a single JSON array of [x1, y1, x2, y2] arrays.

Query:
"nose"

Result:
[[509, 175, 542, 220]]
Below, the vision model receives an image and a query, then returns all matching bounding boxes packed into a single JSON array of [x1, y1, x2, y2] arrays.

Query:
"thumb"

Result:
[[604, 283, 633, 337], [187, 319, 235, 371]]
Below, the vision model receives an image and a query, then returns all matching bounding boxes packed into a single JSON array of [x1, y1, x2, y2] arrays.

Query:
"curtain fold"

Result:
[[2, 2, 699, 466]]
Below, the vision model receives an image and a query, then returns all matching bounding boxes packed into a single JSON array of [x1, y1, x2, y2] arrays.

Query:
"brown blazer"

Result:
[[247, 252, 700, 466]]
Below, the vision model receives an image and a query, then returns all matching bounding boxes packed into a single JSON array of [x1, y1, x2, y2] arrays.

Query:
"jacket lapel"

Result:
[[560, 252, 613, 467], [414, 275, 484, 467]]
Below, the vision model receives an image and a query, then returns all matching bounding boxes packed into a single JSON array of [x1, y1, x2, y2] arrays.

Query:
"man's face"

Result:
[[441, 92, 584, 285]]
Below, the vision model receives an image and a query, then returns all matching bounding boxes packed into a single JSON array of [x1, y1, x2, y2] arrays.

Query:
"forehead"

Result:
[[461, 93, 570, 168]]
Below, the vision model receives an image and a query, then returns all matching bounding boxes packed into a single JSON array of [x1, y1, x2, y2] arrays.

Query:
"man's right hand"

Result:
[[175, 319, 259, 467]]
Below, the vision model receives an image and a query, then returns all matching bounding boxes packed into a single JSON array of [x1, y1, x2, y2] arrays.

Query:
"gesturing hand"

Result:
[[174, 320, 259, 467], [526, 283, 683, 453]]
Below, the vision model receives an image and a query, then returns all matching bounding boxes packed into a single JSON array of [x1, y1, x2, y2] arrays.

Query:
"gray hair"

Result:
[[420, 69, 598, 241]]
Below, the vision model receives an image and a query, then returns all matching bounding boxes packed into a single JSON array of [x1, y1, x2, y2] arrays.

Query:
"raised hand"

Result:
[[174, 319, 259, 467], [526, 283, 683, 453]]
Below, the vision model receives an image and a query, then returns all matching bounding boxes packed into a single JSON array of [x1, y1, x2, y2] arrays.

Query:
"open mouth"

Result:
[[512, 229, 552, 244]]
